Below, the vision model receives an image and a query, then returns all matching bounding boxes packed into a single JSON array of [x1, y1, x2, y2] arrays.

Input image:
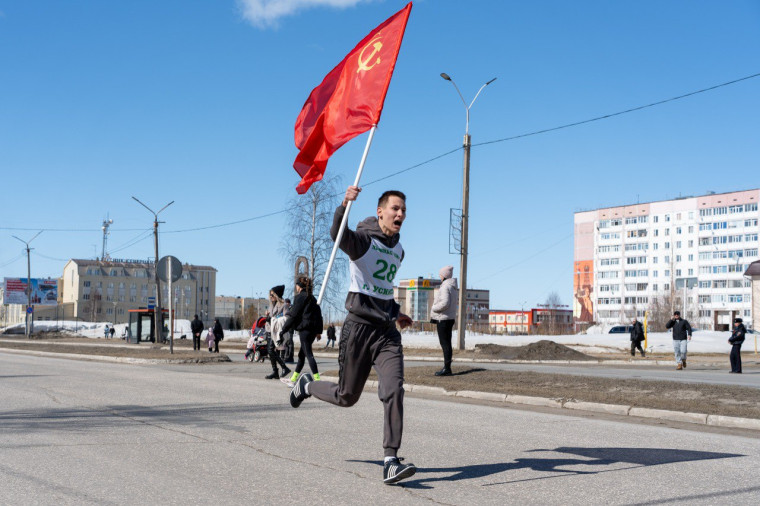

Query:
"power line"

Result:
[[3, 71, 757, 237], [108, 229, 154, 254], [0, 252, 26, 268], [0, 226, 146, 232], [472, 71, 760, 148], [32, 251, 71, 262], [473, 233, 573, 284]]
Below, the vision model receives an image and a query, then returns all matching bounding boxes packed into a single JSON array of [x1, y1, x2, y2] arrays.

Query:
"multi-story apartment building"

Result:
[[215, 296, 267, 327], [574, 189, 759, 331], [61, 259, 217, 324], [394, 277, 489, 327]]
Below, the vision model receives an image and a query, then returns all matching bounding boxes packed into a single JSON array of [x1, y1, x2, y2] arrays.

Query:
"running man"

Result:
[[289, 185, 416, 485]]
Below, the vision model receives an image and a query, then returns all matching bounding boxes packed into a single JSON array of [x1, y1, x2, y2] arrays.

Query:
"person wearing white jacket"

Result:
[[429, 265, 458, 376]]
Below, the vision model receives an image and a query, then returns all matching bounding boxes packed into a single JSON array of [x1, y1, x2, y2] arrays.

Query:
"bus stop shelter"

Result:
[[127, 308, 168, 343]]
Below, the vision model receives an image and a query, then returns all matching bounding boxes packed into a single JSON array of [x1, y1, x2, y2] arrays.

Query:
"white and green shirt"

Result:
[[349, 237, 403, 300]]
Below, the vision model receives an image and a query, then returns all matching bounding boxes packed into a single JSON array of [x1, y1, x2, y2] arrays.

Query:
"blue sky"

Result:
[[1, 0, 759, 312]]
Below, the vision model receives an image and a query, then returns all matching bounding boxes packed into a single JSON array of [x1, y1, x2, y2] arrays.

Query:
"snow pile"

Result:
[[396, 329, 745, 355], [3, 319, 749, 355]]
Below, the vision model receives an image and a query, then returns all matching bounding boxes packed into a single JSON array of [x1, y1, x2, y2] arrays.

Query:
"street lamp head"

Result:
[[440, 72, 451, 81], [486, 77, 497, 85]]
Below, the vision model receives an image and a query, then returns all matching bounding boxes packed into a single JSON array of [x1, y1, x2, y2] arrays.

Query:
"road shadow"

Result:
[[452, 368, 486, 376], [349, 447, 743, 489]]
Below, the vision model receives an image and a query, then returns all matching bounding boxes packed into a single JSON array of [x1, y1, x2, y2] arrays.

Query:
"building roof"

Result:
[[746, 260, 760, 277], [574, 187, 759, 215], [69, 259, 217, 271]]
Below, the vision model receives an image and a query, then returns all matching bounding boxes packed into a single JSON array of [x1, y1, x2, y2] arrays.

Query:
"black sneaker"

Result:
[[290, 373, 313, 408], [265, 371, 279, 380], [280, 367, 292, 378], [434, 368, 453, 377], [383, 457, 416, 484]]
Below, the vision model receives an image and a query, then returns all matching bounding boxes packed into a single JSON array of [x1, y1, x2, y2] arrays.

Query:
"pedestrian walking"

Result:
[[429, 265, 458, 376], [729, 318, 746, 373], [630, 318, 645, 357], [264, 285, 291, 380], [212, 318, 224, 353], [325, 324, 337, 348], [288, 185, 416, 485], [280, 276, 324, 386], [191, 314, 204, 351], [205, 327, 215, 352], [109, 326, 115, 339], [665, 311, 692, 370], [282, 298, 295, 363]]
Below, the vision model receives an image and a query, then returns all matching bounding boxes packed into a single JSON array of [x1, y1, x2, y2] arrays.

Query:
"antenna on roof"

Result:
[[101, 214, 114, 261]]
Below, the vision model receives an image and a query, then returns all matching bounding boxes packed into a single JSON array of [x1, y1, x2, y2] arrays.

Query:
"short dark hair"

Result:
[[194, 314, 198, 319], [378, 190, 406, 208], [673, 311, 681, 316]]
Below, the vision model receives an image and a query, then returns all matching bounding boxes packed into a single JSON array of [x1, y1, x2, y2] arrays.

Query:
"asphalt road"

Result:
[[230, 350, 760, 389], [2, 351, 760, 505]]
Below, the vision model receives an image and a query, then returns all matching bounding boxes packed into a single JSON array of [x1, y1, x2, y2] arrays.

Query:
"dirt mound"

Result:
[[474, 340, 595, 361]]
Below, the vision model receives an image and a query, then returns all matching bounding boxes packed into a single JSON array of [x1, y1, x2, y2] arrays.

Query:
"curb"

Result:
[[0, 347, 231, 365], [312, 352, 726, 367], [320, 375, 760, 432]]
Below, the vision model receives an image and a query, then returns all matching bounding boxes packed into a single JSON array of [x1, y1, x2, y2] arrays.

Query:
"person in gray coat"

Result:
[[430, 265, 458, 376]]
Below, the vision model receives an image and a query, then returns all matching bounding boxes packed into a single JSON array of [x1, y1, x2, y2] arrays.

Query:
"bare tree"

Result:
[[280, 175, 347, 309], [83, 289, 103, 322]]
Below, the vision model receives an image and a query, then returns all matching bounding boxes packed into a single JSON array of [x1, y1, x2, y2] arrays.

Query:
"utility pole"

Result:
[[440, 72, 496, 350], [12, 231, 42, 339], [460, 132, 471, 346], [132, 197, 174, 343]]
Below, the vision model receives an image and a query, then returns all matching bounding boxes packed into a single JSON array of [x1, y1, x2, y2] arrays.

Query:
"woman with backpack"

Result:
[[279, 276, 323, 386]]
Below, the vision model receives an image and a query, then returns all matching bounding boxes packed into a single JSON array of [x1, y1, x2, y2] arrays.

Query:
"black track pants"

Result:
[[436, 319, 455, 368], [309, 319, 404, 457], [295, 330, 319, 375], [268, 337, 288, 372]]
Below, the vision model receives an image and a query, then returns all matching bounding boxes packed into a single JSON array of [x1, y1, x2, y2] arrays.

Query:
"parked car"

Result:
[[609, 325, 633, 334]]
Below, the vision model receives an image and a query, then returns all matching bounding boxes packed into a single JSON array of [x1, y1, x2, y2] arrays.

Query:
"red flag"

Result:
[[292, 3, 412, 194]]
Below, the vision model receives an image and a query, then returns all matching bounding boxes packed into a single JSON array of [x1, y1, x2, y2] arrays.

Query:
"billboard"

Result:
[[3, 278, 58, 306], [573, 261, 594, 322]]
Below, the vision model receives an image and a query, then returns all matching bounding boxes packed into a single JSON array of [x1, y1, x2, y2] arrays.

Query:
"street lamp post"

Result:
[[132, 197, 174, 343], [440, 73, 496, 350], [12, 231, 42, 338]]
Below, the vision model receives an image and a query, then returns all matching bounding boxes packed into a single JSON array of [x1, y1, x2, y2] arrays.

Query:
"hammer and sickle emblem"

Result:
[[357, 37, 383, 73]]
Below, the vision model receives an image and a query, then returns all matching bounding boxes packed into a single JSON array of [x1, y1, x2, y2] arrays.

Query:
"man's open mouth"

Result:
[[393, 220, 403, 227]]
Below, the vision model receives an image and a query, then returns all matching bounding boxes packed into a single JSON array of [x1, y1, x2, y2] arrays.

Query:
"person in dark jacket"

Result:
[[325, 324, 337, 348], [212, 318, 224, 353], [282, 298, 295, 363], [728, 318, 746, 373], [630, 318, 645, 357], [190, 314, 204, 351], [288, 185, 416, 485], [280, 276, 323, 386], [665, 311, 692, 370]]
